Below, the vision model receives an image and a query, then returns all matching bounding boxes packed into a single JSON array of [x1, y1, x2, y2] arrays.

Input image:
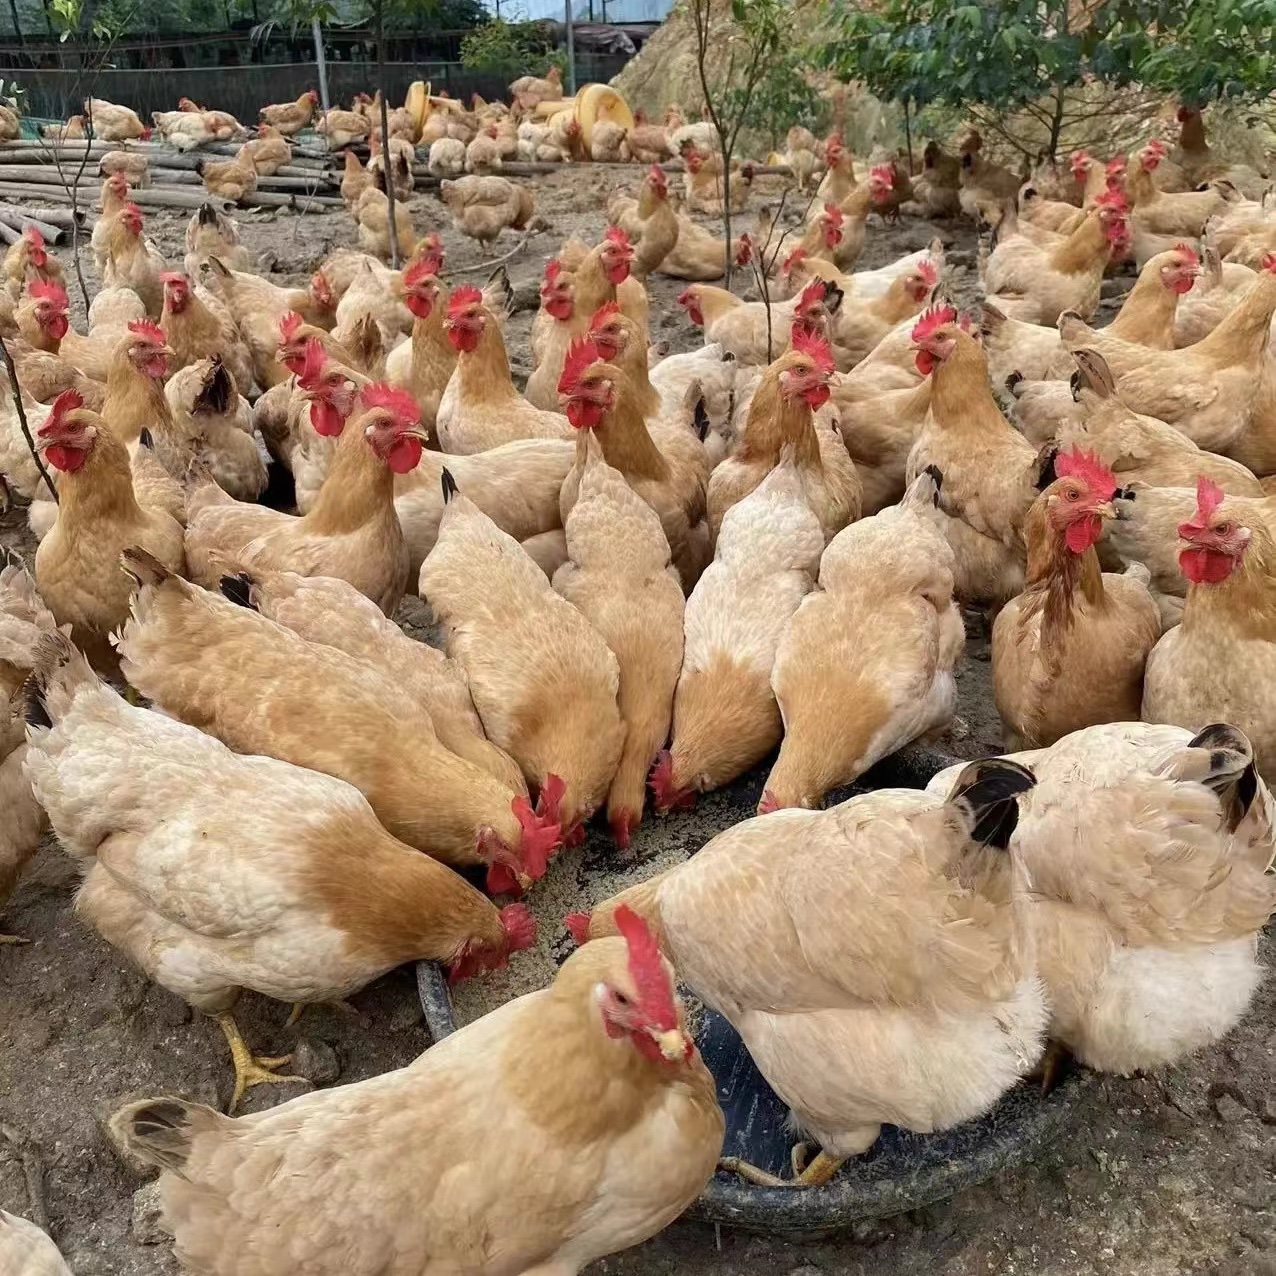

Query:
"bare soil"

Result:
[[0, 168, 1271, 1276]]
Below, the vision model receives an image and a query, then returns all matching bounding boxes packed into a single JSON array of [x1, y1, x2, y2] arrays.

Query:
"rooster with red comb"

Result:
[[108, 903, 720, 1272], [992, 447, 1160, 748], [605, 164, 679, 280], [2, 222, 66, 300], [1141, 475, 1276, 776]]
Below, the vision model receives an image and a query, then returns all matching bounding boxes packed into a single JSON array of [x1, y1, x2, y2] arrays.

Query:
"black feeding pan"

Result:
[[416, 743, 1090, 1238]]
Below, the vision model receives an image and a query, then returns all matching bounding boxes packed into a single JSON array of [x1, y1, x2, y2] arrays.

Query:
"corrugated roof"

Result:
[[479, 0, 670, 20]]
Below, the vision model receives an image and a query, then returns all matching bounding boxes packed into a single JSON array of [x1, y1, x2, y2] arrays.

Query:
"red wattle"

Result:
[[310, 399, 346, 437], [1179, 547, 1236, 584], [1065, 514, 1101, 554], [44, 443, 86, 472], [385, 437, 423, 474]]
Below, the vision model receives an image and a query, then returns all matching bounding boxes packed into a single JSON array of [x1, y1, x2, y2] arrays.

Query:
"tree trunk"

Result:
[[376, 0, 400, 269]]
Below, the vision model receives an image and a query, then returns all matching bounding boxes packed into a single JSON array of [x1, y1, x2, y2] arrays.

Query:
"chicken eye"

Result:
[[1065, 487, 1081, 502], [614, 991, 630, 1006], [1215, 522, 1233, 536]]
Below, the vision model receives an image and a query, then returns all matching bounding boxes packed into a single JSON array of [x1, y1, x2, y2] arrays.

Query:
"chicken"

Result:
[[907, 306, 1050, 606], [657, 216, 753, 282], [32, 390, 186, 669], [98, 148, 150, 187], [958, 139, 1024, 225], [552, 437, 683, 846], [439, 175, 535, 252], [465, 126, 503, 173], [163, 357, 266, 501], [0, 1212, 70, 1275], [812, 132, 856, 207], [829, 258, 938, 369], [239, 122, 291, 176], [707, 329, 860, 544], [419, 472, 625, 840], [0, 105, 20, 143], [352, 185, 415, 263], [911, 139, 962, 218], [1059, 254, 1276, 453], [39, 115, 85, 143], [647, 341, 737, 462], [676, 277, 842, 368], [651, 455, 823, 811], [1061, 350, 1264, 497], [681, 144, 753, 216], [0, 563, 55, 942], [970, 721, 1276, 1072], [185, 372, 423, 614], [159, 270, 253, 396], [1127, 145, 1240, 239], [992, 449, 1161, 750], [100, 202, 166, 317], [590, 119, 630, 163], [24, 626, 535, 1111], [627, 109, 672, 164], [3, 225, 64, 301], [510, 64, 564, 112], [183, 202, 252, 277], [573, 758, 1046, 1183], [435, 285, 569, 454], [151, 109, 217, 152], [556, 331, 710, 590], [194, 147, 258, 204], [195, 255, 335, 391], [85, 96, 149, 141], [607, 165, 679, 280], [983, 193, 1129, 324], [259, 89, 319, 137], [315, 108, 371, 151], [109, 908, 719, 1275], [367, 132, 414, 203], [1142, 477, 1276, 776], [118, 552, 557, 892], [762, 468, 962, 810], [426, 136, 466, 177]]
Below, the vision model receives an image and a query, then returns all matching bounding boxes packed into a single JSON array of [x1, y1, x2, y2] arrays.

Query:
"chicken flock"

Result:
[[0, 80, 1274, 1275]]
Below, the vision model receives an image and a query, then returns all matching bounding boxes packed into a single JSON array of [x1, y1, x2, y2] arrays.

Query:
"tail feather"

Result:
[[22, 630, 91, 731], [109, 1098, 227, 1176], [218, 572, 257, 610], [120, 546, 174, 590]]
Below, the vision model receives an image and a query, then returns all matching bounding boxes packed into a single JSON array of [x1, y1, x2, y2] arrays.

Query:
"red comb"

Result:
[[25, 226, 44, 248], [791, 325, 834, 375], [159, 271, 187, 286], [558, 336, 602, 397], [127, 318, 165, 344], [447, 284, 483, 315], [614, 905, 678, 1032], [648, 748, 695, 812], [544, 258, 562, 284], [604, 226, 632, 251], [1069, 149, 1088, 163], [911, 304, 958, 344], [279, 311, 304, 342], [648, 164, 666, 183], [359, 382, 421, 425], [564, 911, 592, 946], [29, 280, 67, 309], [917, 259, 939, 286], [1180, 475, 1225, 536], [869, 163, 894, 183], [1262, 251, 1276, 275], [1173, 241, 1200, 266], [298, 336, 328, 387], [1055, 447, 1117, 501], [796, 278, 827, 311], [123, 201, 142, 219], [821, 201, 844, 225], [39, 388, 84, 432], [509, 793, 562, 880], [782, 246, 806, 275], [499, 903, 536, 953], [403, 257, 440, 289], [590, 300, 622, 330]]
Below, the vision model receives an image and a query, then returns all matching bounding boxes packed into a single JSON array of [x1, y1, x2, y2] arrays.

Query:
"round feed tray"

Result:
[[417, 744, 1090, 1237], [574, 83, 634, 148]]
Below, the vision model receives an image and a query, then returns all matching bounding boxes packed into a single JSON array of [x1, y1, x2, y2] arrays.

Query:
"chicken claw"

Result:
[[718, 1149, 846, 1189], [216, 1013, 304, 1113]]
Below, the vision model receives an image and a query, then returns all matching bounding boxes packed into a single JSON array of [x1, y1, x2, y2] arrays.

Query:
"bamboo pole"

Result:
[[0, 204, 84, 229], [0, 210, 68, 243], [243, 190, 345, 209], [0, 220, 19, 245]]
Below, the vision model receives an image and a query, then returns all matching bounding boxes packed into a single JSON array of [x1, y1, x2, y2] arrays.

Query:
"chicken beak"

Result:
[[651, 1028, 689, 1061], [1096, 500, 1117, 521], [401, 426, 431, 444]]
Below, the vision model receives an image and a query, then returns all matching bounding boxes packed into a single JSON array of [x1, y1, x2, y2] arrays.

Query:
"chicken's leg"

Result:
[[720, 1145, 855, 1190], [215, 1013, 303, 1112]]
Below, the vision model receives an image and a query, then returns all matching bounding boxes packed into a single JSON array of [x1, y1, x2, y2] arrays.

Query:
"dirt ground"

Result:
[[0, 168, 1272, 1275]]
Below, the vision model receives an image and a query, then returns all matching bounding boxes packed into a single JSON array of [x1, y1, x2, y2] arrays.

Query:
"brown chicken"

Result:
[[0, 563, 54, 943], [110, 908, 719, 1275], [159, 271, 253, 395], [384, 255, 452, 439], [607, 166, 679, 280], [557, 337, 711, 591], [118, 553, 561, 893], [241, 123, 291, 177], [316, 108, 371, 152], [552, 437, 684, 847], [25, 627, 536, 1110], [182, 202, 252, 277], [195, 255, 335, 390], [676, 278, 840, 368], [656, 217, 753, 282], [340, 149, 371, 209], [85, 96, 150, 141], [259, 89, 318, 137], [1142, 477, 1276, 776], [992, 449, 1161, 749], [958, 134, 1024, 224], [100, 202, 167, 318], [1127, 146, 1239, 240], [435, 286, 569, 453], [1060, 254, 1276, 453], [707, 329, 861, 544], [439, 175, 535, 251], [195, 147, 258, 204], [572, 760, 1046, 1184], [983, 192, 1129, 324], [163, 358, 265, 502], [3, 225, 64, 301], [32, 390, 186, 669], [419, 472, 625, 841], [763, 469, 963, 811], [353, 185, 416, 264], [185, 372, 423, 615], [907, 306, 1049, 605]]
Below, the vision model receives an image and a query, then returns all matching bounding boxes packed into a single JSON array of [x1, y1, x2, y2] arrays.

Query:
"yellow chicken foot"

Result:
[[284, 998, 360, 1028], [719, 1149, 846, 1189], [1030, 1038, 1074, 1096], [215, 1013, 303, 1113]]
